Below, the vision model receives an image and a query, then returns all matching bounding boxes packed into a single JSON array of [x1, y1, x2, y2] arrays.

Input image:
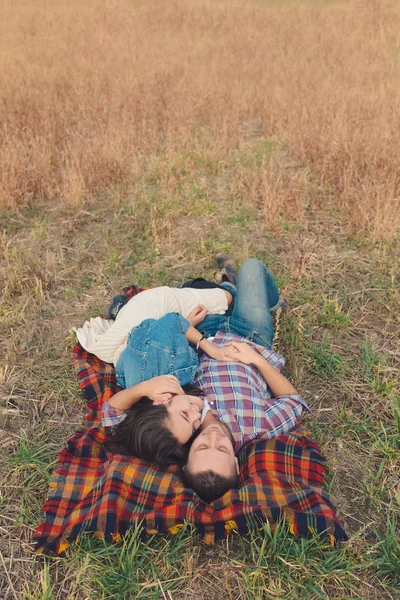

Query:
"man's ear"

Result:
[[235, 457, 240, 475]]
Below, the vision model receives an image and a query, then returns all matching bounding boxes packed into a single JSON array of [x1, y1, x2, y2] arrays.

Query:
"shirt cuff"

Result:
[[101, 401, 129, 428], [274, 393, 311, 412]]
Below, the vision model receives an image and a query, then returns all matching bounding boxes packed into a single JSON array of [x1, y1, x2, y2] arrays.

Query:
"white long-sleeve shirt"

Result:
[[74, 286, 228, 366]]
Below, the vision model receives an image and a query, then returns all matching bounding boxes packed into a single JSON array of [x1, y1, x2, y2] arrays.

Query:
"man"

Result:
[[181, 258, 308, 502]]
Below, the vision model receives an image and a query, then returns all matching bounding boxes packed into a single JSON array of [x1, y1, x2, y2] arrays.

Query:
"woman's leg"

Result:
[[195, 282, 236, 337], [227, 258, 280, 349], [116, 313, 199, 389]]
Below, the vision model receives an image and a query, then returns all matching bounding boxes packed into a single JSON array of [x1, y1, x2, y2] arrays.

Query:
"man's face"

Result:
[[185, 423, 239, 477]]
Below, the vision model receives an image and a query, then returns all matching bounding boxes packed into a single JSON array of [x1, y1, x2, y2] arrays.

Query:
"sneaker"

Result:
[[271, 297, 288, 330], [212, 271, 224, 284], [214, 253, 237, 285], [271, 297, 289, 315], [101, 294, 128, 320]]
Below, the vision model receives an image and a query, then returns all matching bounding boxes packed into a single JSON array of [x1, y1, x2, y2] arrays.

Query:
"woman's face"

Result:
[[162, 394, 204, 444]]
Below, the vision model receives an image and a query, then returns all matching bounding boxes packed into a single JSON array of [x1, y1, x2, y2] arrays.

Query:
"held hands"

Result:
[[140, 375, 184, 403], [211, 346, 240, 362], [218, 341, 261, 365], [187, 305, 208, 327]]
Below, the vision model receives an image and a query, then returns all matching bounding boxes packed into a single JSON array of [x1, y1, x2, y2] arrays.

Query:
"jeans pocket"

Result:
[[171, 364, 198, 387]]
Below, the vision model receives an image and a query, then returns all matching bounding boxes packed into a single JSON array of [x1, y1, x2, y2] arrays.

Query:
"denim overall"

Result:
[[116, 313, 198, 389]]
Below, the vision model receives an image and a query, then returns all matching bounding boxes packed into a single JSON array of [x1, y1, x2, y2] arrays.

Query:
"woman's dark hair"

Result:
[[182, 385, 203, 397], [104, 397, 189, 469]]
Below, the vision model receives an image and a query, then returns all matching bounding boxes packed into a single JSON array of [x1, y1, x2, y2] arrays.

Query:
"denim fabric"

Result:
[[115, 260, 280, 390], [116, 313, 199, 389], [197, 259, 279, 349]]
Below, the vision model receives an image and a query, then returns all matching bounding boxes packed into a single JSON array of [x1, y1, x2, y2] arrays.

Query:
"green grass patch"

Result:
[[236, 522, 366, 600], [239, 138, 279, 167], [317, 299, 351, 329], [223, 206, 253, 227], [64, 525, 197, 600], [361, 341, 397, 396], [7, 434, 59, 524], [23, 563, 54, 600], [29, 523, 373, 600], [8, 434, 59, 480], [306, 335, 343, 378], [2, 141, 399, 600], [371, 514, 400, 591]]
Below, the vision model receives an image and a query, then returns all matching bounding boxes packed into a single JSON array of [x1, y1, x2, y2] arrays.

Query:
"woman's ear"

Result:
[[153, 396, 170, 405]]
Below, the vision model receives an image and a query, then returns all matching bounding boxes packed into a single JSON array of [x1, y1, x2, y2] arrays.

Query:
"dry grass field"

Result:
[[1, 0, 399, 598]]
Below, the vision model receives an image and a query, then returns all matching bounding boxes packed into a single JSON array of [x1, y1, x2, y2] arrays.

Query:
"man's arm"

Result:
[[223, 341, 298, 396], [252, 355, 297, 396]]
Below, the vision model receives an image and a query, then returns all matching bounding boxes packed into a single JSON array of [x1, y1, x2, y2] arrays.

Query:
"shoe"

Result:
[[270, 297, 289, 315], [271, 298, 288, 330], [101, 294, 128, 320], [212, 271, 224, 284], [214, 253, 237, 285]]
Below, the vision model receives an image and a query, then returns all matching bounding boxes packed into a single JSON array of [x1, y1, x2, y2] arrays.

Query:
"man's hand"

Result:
[[222, 342, 261, 366], [211, 345, 241, 362], [140, 375, 184, 403], [187, 305, 208, 327]]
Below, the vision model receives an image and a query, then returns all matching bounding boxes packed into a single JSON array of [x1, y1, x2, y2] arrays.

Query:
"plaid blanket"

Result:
[[34, 286, 347, 554]]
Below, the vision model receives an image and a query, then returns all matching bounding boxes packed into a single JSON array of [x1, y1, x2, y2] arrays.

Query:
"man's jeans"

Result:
[[197, 258, 280, 349]]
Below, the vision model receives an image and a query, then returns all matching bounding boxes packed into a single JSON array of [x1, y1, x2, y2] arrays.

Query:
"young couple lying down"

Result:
[[75, 258, 309, 503]]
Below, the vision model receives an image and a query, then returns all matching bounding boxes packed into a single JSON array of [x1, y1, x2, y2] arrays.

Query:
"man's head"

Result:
[[104, 393, 203, 468], [181, 422, 239, 502]]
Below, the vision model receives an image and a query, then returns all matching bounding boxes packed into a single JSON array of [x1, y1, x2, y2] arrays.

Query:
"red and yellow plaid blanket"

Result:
[[34, 286, 347, 554]]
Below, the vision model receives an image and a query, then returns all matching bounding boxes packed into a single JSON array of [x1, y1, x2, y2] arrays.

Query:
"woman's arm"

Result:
[[108, 375, 185, 411], [185, 324, 222, 358], [185, 306, 221, 359]]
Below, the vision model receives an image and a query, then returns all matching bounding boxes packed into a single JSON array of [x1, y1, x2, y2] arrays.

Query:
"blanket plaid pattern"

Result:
[[34, 285, 347, 554]]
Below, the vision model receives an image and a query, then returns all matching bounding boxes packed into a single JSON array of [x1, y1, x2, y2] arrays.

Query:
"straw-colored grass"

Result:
[[1, 1, 400, 598], [1, 0, 400, 239]]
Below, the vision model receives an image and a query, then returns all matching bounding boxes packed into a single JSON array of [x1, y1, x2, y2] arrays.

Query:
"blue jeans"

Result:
[[116, 313, 199, 389], [197, 258, 280, 349]]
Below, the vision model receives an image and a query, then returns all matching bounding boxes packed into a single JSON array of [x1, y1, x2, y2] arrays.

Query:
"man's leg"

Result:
[[226, 258, 280, 349]]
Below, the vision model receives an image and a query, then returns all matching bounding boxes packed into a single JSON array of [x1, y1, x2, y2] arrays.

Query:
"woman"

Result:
[[75, 284, 234, 379]]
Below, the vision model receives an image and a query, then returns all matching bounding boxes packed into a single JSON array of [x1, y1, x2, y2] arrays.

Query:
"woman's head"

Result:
[[153, 392, 203, 443], [104, 392, 203, 468]]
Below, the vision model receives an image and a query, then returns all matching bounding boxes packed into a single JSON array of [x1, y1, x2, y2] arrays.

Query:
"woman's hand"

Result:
[[209, 345, 240, 362], [222, 342, 261, 366], [139, 375, 184, 403], [187, 305, 208, 327]]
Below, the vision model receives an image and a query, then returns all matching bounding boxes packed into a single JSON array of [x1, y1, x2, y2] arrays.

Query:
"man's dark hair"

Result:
[[181, 468, 238, 503], [104, 397, 188, 469]]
